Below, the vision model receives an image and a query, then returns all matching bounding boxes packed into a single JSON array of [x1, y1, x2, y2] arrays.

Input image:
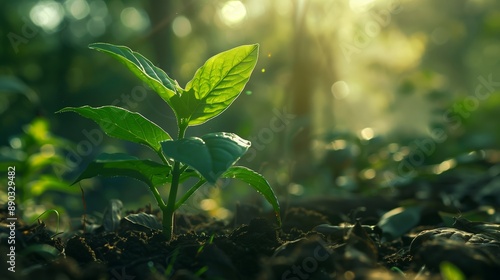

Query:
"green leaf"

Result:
[[88, 43, 179, 105], [124, 213, 162, 230], [28, 175, 81, 196], [222, 166, 281, 226], [440, 261, 465, 280], [377, 206, 422, 241], [57, 105, 171, 153], [73, 153, 170, 187], [0, 76, 39, 104], [161, 132, 250, 183], [175, 44, 259, 126]]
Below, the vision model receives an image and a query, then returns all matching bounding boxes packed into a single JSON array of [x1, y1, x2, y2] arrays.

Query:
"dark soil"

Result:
[[2, 186, 500, 280]]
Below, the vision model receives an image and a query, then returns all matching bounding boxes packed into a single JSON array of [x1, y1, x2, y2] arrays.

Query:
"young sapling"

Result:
[[58, 43, 281, 240]]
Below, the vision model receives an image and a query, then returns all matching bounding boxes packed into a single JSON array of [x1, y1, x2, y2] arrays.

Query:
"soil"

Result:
[[2, 187, 500, 280]]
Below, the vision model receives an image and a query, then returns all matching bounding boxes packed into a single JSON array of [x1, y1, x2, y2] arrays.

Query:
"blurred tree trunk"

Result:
[[289, 1, 338, 181], [289, 1, 313, 181]]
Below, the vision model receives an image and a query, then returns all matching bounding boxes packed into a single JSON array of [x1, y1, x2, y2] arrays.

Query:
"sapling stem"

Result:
[[163, 161, 180, 240], [149, 185, 166, 209], [179, 164, 189, 174], [158, 152, 172, 168], [175, 179, 207, 210], [163, 123, 188, 240]]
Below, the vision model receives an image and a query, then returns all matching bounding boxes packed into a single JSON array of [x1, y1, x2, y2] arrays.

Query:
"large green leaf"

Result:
[[161, 132, 250, 183], [175, 44, 259, 126], [222, 166, 281, 226], [73, 153, 170, 187], [57, 106, 171, 153], [88, 43, 179, 105]]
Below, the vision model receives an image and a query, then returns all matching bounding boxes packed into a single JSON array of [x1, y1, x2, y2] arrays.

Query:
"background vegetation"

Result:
[[2, 0, 500, 226]]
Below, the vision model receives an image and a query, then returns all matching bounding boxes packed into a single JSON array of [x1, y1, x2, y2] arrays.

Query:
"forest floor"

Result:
[[3, 157, 500, 280]]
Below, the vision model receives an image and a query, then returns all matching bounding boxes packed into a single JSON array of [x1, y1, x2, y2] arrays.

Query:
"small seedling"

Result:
[[58, 43, 281, 240], [32, 209, 61, 237]]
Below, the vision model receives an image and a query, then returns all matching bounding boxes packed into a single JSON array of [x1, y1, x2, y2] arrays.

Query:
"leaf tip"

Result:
[[55, 107, 72, 114], [88, 42, 107, 50], [88, 42, 99, 50]]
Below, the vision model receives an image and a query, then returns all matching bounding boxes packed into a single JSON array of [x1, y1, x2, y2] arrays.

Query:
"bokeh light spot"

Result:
[[327, 140, 347, 150], [30, 1, 65, 32], [336, 176, 349, 187], [41, 144, 56, 157], [214, 208, 231, 219], [287, 183, 304, 196], [219, 1, 247, 26], [433, 159, 456, 174], [121, 7, 150, 31], [393, 152, 404, 162], [360, 127, 374, 140], [344, 270, 356, 280], [331, 81, 350, 99], [9, 137, 22, 149], [388, 143, 399, 153], [65, 0, 90, 20], [361, 168, 376, 179], [172, 16, 192, 38], [200, 199, 217, 211]]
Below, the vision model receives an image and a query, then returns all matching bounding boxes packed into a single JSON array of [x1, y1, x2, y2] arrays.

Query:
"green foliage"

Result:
[[58, 106, 172, 153], [32, 209, 61, 236], [59, 42, 281, 240], [0, 76, 39, 104], [222, 166, 281, 219], [161, 133, 250, 183], [0, 117, 78, 204], [377, 206, 422, 241], [88, 43, 179, 105], [176, 44, 259, 126], [73, 153, 171, 188], [440, 261, 465, 280]]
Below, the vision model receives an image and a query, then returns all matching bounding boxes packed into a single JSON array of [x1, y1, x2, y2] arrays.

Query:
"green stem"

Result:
[[174, 179, 206, 210], [179, 164, 189, 174], [162, 121, 188, 240], [157, 151, 172, 168], [163, 161, 180, 240], [149, 185, 166, 209]]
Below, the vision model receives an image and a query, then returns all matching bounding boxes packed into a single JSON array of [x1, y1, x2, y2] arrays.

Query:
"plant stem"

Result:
[[179, 164, 189, 174], [149, 185, 166, 209], [157, 151, 172, 168], [163, 161, 180, 240], [163, 121, 188, 240], [174, 179, 206, 210]]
